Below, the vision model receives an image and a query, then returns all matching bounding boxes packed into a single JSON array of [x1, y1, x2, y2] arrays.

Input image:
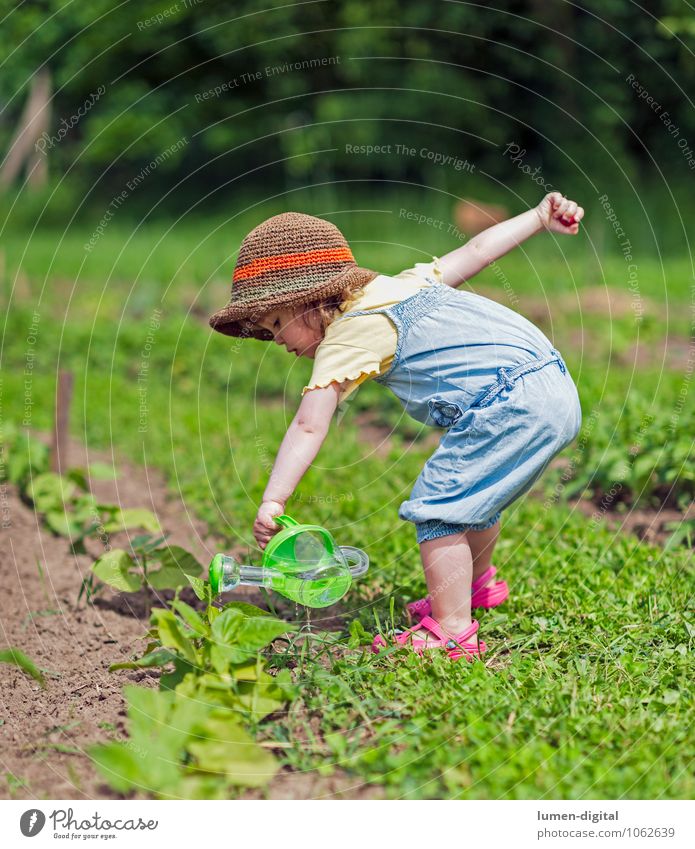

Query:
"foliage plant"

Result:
[[1, 423, 161, 553], [89, 574, 297, 798], [0, 647, 47, 687], [90, 538, 202, 594]]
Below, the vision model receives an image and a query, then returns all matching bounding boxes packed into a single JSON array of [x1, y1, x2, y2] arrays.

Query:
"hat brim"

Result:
[[208, 265, 380, 340]]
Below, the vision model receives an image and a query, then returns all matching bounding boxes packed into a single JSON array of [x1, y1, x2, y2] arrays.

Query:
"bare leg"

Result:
[[467, 520, 500, 585], [419, 531, 473, 644]]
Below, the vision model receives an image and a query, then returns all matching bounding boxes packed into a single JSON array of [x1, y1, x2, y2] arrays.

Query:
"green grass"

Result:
[[262, 497, 693, 799], [1, 212, 693, 799]]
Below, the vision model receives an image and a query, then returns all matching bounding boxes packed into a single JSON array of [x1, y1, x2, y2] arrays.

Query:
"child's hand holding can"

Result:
[[253, 500, 285, 549]]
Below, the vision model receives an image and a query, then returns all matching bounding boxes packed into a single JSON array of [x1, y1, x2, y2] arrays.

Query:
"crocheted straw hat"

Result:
[[209, 212, 380, 340]]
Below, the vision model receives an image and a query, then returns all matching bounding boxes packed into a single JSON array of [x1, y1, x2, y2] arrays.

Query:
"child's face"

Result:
[[256, 306, 323, 358]]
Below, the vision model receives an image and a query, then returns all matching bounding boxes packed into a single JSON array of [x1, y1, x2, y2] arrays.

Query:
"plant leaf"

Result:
[[147, 546, 203, 589], [186, 573, 211, 603], [170, 600, 209, 636], [109, 648, 178, 671], [89, 461, 120, 480], [92, 549, 143, 593], [71, 493, 101, 522], [26, 473, 76, 513], [148, 565, 193, 590], [45, 509, 84, 539], [0, 647, 46, 687], [152, 545, 203, 576], [236, 616, 297, 655], [102, 508, 161, 534], [88, 742, 149, 794], [160, 658, 196, 691], [210, 610, 294, 666], [66, 467, 90, 491], [151, 609, 198, 664], [188, 716, 278, 787], [210, 607, 244, 645], [222, 601, 272, 618]]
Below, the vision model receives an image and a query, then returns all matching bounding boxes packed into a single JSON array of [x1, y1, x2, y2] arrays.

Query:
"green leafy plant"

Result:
[[0, 427, 161, 552], [543, 386, 694, 513], [0, 426, 49, 490], [25, 469, 160, 552], [89, 685, 278, 798], [89, 574, 297, 798], [91, 538, 203, 594]]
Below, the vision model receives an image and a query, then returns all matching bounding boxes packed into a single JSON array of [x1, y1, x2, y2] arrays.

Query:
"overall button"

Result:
[[428, 397, 464, 428]]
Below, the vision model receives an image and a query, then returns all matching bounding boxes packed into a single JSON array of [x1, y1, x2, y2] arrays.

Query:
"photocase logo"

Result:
[[19, 807, 158, 838], [20, 809, 46, 837]]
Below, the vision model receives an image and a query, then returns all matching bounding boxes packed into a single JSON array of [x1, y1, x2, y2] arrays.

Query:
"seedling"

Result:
[[21, 465, 161, 554], [90, 574, 298, 798], [90, 540, 203, 617]]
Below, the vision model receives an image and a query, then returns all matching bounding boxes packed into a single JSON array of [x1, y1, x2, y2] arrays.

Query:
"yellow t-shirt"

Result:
[[302, 257, 444, 404]]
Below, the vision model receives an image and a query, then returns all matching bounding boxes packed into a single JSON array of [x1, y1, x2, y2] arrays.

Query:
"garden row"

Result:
[[0, 424, 298, 798]]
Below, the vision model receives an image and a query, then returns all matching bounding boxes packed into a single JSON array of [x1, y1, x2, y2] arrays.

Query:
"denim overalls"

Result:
[[338, 279, 582, 543]]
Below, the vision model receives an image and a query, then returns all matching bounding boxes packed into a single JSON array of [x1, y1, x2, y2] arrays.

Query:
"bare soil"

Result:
[[568, 494, 694, 548], [0, 436, 380, 800]]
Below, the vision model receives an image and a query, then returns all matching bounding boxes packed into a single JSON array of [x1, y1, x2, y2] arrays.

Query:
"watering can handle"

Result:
[[273, 514, 299, 529]]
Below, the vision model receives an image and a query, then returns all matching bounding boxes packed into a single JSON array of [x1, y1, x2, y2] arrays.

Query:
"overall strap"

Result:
[[338, 281, 449, 322], [337, 305, 393, 320], [330, 283, 451, 384]]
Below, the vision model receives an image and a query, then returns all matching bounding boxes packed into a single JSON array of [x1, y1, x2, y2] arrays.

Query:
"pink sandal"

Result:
[[371, 616, 487, 661], [406, 566, 509, 622]]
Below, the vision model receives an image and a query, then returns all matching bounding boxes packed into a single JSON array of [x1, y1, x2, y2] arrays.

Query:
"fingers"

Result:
[[253, 510, 282, 549], [552, 197, 584, 229], [259, 513, 280, 531], [253, 522, 273, 549], [552, 197, 573, 220]]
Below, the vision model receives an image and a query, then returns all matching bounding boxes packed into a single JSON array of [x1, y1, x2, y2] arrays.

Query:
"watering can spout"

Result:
[[209, 554, 274, 592]]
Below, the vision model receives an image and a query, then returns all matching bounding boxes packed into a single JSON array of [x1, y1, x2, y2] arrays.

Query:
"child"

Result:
[[209, 193, 584, 660]]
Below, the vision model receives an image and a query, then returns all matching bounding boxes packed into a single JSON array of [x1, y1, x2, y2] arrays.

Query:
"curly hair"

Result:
[[299, 282, 368, 334], [250, 280, 368, 337]]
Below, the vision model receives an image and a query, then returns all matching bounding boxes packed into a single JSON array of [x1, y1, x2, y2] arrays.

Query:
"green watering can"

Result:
[[208, 514, 369, 608]]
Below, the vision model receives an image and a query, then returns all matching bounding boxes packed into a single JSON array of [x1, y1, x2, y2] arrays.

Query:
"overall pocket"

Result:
[[427, 397, 464, 428]]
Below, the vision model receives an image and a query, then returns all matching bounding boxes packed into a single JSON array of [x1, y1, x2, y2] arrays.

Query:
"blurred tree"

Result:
[[0, 0, 692, 211]]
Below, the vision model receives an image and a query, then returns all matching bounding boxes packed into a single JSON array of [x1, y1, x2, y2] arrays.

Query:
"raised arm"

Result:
[[253, 381, 343, 548], [438, 192, 584, 288]]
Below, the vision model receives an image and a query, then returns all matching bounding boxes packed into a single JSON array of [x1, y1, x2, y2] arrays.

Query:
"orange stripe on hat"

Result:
[[233, 247, 354, 282]]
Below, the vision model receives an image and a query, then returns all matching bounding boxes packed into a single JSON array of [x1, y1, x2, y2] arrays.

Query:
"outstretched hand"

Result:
[[536, 191, 584, 235], [253, 499, 285, 549]]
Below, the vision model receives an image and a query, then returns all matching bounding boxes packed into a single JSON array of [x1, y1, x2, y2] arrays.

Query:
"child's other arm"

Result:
[[438, 192, 584, 288], [254, 382, 343, 548]]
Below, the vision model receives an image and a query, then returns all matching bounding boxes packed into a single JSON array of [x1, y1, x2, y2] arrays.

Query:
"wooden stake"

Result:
[[51, 370, 73, 473]]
